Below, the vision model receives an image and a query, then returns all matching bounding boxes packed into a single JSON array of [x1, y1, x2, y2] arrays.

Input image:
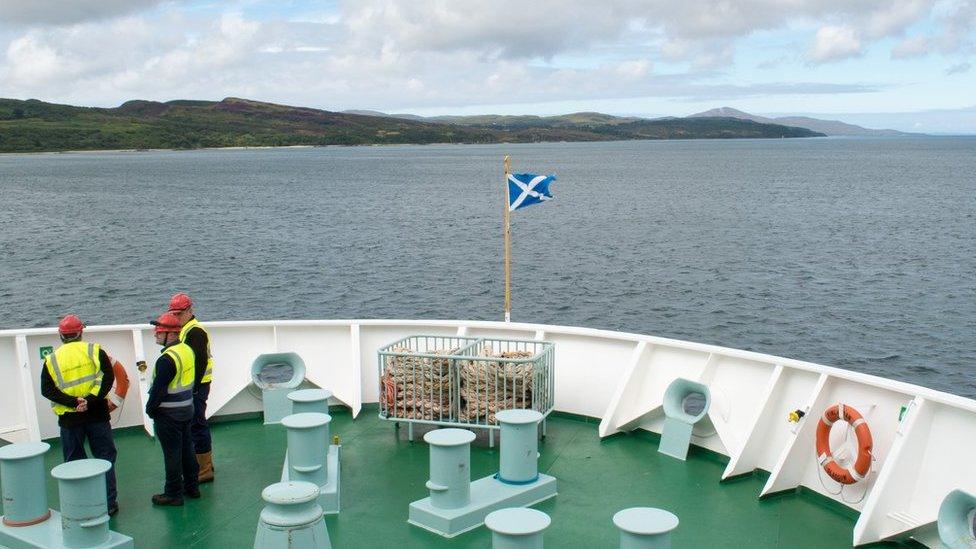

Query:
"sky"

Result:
[[0, 0, 974, 132]]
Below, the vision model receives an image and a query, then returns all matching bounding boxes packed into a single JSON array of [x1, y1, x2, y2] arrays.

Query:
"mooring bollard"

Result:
[[485, 507, 550, 549], [282, 413, 332, 487], [496, 409, 543, 484], [254, 481, 331, 549], [0, 442, 52, 527], [288, 389, 333, 415], [613, 507, 679, 549], [424, 428, 477, 510], [51, 459, 112, 549]]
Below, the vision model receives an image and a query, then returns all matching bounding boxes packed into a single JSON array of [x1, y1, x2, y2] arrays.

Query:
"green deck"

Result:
[[7, 409, 915, 548]]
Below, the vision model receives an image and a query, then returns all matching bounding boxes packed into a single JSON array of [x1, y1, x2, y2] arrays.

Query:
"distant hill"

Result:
[[688, 107, 913, 136], [0, 97, 822, 153]]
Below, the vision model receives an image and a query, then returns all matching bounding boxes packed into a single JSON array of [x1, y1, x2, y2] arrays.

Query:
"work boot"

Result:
[[185, 488, 201, 499], [151, 494, 183, 506], [196, 452, 214, 483]]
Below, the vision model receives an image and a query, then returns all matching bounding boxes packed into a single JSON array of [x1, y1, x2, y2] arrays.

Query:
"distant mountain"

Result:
[[0, 97, 823, 153], [343, 110, 646, 127], [344, 109, 821, 136], [688, 107, 913, 136]]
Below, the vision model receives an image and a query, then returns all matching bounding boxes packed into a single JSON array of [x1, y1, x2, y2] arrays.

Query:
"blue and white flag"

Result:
[[508, 173, 556, 211]]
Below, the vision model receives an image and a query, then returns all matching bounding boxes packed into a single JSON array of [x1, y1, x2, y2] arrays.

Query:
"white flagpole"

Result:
[[503, 155, 512, 322]]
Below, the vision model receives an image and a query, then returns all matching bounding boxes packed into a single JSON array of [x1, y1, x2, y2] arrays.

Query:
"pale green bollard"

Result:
[[424, 429, 476, 510], [938, 489, 976, 549], [282, 413, 331, 487], [254, 481, 331, 549], [288, 389, 333, 415], [613, 507, 679, 549], [0, 442, 51, 527], [51, 459, 112, 549], [485, 508, 550, 549], [496, 410, 543, 484]]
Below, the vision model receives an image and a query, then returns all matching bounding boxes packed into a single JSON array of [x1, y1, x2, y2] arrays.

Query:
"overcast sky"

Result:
[[1, 0, 974, 132]]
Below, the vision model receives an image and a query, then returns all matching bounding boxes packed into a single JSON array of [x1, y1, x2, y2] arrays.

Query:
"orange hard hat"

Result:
[[151, 312, 182, 334], [58, 314, 85, 336], [168, 293, 193, 313]]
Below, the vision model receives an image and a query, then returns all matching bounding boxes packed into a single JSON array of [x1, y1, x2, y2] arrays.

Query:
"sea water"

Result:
[[1, 137, 973, 397]]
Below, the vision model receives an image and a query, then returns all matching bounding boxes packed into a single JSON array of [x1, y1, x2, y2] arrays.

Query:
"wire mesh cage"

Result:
[[377, 335, 554, 430], [456, 338, 554, 428], [377, 335, 480, 424]]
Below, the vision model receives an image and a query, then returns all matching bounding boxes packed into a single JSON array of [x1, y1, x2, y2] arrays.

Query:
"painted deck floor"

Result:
[[9, 410, 914, 548]]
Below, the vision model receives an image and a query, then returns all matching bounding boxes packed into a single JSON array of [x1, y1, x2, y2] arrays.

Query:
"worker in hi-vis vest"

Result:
[[167, 292, 215, 483], [146, 312, 200, 506], [40, 314, 119, 516]]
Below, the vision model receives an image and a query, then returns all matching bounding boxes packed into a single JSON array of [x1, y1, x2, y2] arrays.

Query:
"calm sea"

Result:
[[1, 138, 974, 397]]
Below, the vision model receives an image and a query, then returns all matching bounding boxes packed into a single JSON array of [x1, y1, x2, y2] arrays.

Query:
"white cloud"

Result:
[[892, 35, 934, 58], [0, 0, 966, 112], [865, 0, 936, 38], [0, 0, 170, 26], [807, 26, 863, 63]]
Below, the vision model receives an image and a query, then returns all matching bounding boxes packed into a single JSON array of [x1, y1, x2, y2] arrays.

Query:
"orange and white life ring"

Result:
[[106, 357, 130, 412], [815, 403, 873, 484]]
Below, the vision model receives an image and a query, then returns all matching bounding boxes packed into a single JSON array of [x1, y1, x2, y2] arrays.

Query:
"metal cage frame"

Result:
[[377, 335, 555, 438]]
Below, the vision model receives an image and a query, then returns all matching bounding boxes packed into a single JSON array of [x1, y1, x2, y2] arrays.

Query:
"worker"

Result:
[[146, 312, 199, 506], [40, 314, 119, 516], [168, 292, 215, 483]]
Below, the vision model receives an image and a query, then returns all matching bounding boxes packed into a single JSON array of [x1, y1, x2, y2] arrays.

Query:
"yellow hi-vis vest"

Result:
[[179, 318, 213, 383], [44, 341, 103, 416], [157, 343, 195, 409]]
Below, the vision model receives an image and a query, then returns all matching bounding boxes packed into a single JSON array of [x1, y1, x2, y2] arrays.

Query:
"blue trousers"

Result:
[[191, 382, 212, 454], [154, 413, 199, 498], [60, 422, 118, 508]]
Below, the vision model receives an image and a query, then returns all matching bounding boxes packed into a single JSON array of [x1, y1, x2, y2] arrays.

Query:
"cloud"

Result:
[[339, 0, 945, 66], [0, 0, 961, 112], [0, 0, 169, 26], [892, 35, 934, 58], [946, 61, 972, 74], [807, 26, 863, 63]]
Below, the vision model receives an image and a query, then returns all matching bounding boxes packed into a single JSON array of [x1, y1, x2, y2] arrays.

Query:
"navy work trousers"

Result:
[[191, 382, 212, 454], [60, 421, 118, 507], [154, 412, 199, 498]]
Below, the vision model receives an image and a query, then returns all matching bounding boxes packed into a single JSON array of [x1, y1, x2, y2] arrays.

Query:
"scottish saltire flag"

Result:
[[508, 173, 556, 211]]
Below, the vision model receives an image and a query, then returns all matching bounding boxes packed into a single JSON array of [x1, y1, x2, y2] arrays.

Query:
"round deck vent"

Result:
[[938, 489, 976, 549], [250, 352, 306, 390], [255, 363, 294, 387], [681, 392, 707, 417], [663, 379, 710, 424]]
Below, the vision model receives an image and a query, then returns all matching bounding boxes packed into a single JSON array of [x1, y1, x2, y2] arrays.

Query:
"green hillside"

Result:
[[0, 97, 823, 153]]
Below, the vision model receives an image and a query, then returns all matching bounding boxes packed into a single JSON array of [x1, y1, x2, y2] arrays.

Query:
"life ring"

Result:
[[106, 357, 130, 412], [815, 404, 873, 484]]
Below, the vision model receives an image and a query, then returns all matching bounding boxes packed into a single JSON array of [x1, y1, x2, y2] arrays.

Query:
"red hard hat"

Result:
[[168, 293, 193, 313], [151, 312, 182, 334], [58, 314, 85, 336]]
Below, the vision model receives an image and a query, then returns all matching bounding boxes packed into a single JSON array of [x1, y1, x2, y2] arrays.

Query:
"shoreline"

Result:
[[0, 135, 861, 156], [2, 133, 967, 156]]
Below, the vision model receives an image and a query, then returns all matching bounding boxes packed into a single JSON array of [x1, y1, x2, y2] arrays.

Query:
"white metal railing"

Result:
[[2, 318, 974, 546]]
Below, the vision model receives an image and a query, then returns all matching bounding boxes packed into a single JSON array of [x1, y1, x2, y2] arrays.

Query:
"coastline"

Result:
[[0, 135, 840, 156]]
